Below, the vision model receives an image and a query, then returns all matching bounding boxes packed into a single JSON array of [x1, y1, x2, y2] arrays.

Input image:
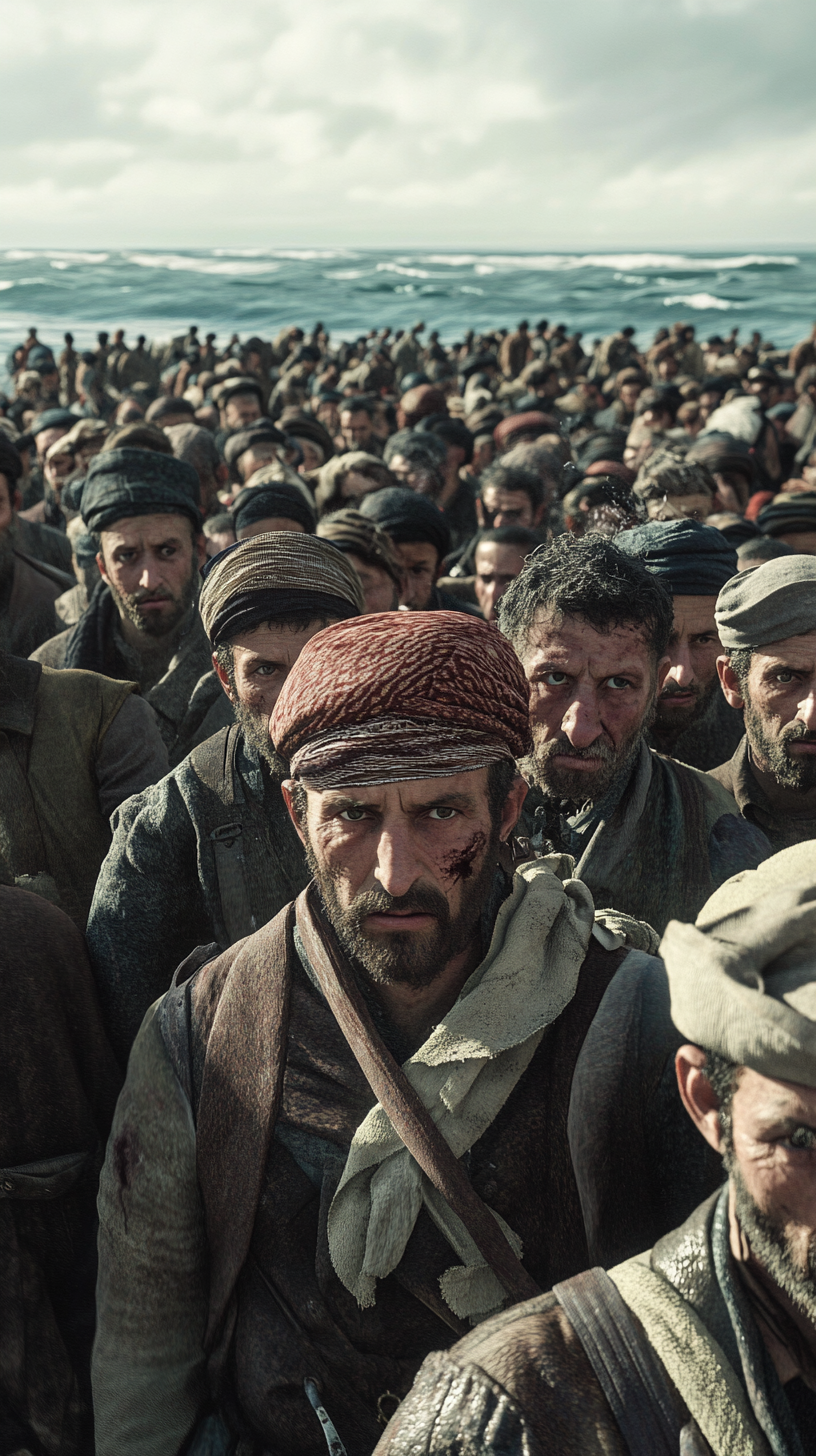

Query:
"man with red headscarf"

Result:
[[93, 613, 719, 1456]]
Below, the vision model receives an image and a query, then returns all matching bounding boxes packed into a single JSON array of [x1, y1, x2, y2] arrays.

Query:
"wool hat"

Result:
[[199, 532, 363, 646], [232, 482, 316, 536], [757, 492, 816, 540], [715, 555, 816, 650], [79, 448, 203, 535], [30, 408, 76, 437], [616, 519, 738, 597], [663, 845, 816, 1087], [358, 486, 450, 561], [317, 508, 403, 586]]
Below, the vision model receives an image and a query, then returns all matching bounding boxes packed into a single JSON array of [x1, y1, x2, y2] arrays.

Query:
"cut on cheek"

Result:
[[439, 830, 487, 882]]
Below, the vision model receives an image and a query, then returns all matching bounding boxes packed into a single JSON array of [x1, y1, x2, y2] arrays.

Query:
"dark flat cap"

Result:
[[215, 376, 265, 406], [232, 483, 316, 536], [616, 518, 738, 596], [757, 492, 816, 539], [145, 396, 195, 424], [80, 448, 203, 535], [30, 408, 76, 436], [687, 431, 754, 482], [223, 421, 287, 469], [358, 486, 450, 560]]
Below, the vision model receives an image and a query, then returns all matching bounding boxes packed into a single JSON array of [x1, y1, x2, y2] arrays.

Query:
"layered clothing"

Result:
[[710, 737, 816, 852]]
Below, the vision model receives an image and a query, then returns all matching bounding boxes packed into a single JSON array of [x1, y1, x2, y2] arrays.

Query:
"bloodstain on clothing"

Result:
[[113, 1125, 139, 1229], [440, 830, 487, 882]]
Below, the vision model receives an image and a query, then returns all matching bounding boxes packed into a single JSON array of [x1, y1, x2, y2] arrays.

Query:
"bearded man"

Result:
[[615, 518, 745, 770], [506, 534, 769, 933], [93, 611, 719, 1456], [31, 449, 212, 764], [712, 555, 816, 850], [86, 532, 364, 1062], [375, 845, 816, 1456]]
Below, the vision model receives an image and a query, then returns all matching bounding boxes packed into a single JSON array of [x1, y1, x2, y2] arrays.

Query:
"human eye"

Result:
[[339, 806, 368, 821], [428, 806, 457, 820], [774, 669, 795, 684], [254, 664, 279, 677], [607, 676, 632, 690], [785, 1126, 816, 1151], [543, 671, 568, 686]]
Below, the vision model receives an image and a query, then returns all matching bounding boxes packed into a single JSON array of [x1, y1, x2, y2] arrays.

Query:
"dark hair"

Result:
[[477, 525, 541, 551], [341, 397, 375, 419], [215, 613, 338, 673], [497, 533, 673, 660], [383, 429, 447, 469], [701, 1049, 740, 1143], [203, 512, 235, 537], [480, 463, 545, 509]]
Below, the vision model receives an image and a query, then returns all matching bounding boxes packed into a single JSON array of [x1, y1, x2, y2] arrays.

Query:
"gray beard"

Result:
[[531, 722, 645, 807], [727, 1151, 816, 1324], [304, 828, 498, 991], [744, 694, 816, 794], [233, 698, 288, 778]]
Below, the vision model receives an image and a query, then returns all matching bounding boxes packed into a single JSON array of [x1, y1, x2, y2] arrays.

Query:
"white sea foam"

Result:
[[663, 293, 738, 310], [467, 252, 799, 273], [126, 254, 280, 276], [0, 282, 13, 291], [5, 249, 109, 264], [376, 263, 431, 278]]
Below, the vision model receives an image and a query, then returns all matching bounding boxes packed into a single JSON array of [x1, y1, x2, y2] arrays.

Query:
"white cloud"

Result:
[[0, 0, 812, 245]]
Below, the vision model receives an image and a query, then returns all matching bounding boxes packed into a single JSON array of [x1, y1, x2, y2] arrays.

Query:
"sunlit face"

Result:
[[283, 769, 526, 988], [97, 512, 204, 638], [215, 620, 328, 726], [520, 609, 667, 802], [721, 631, 816, 792], [646, 492, 713, 523], [479, 486, 538, 529], [656, 595, 722, 735], [340, 469, 383, 501], [474, 541, 527, 623], [238, 442, 281, 480], [224, 394, 262, 428], [340, 410, 373, 449], [35, 425, 68, 461], [393, 540, 439, 610]]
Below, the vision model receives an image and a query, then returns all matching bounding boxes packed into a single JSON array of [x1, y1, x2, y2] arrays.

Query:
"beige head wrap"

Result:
[[663, 844, 816, 1086], [199, 530, 364, 646]]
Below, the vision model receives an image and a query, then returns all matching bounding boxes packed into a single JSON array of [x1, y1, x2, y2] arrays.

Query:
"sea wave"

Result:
[[4, 249, 110, 264], [126, 253, 280, 276], [662, 293, 740, 311]]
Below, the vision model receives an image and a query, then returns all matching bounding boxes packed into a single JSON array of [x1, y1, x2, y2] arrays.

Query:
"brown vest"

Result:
[[160, 904, 627, 1456], [0, 655, 134, 927]]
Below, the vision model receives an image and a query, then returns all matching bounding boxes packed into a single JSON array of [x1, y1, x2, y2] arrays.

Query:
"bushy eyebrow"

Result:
[[320, 790, 481, 815]]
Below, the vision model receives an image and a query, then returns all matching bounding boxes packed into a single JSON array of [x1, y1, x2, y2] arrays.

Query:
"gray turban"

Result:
[[663, 845, 816, 1087], [715, 555, 816, 650]]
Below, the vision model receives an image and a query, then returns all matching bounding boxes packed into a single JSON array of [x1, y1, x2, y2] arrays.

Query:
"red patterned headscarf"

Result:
[[272, 611, 531, 789]]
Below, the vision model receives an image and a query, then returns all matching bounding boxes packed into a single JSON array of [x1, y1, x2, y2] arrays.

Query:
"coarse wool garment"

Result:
[[616, 518, 738, 596], [198, 531, 365, 646], [271, 609, 532, 775], [662, 843, 816, 1088], [78, 447, 203, 534], [715, 555, 816, 649]]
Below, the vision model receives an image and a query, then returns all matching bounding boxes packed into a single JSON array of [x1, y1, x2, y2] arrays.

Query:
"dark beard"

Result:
[[0, 530, 14, 588], [305, 828, 499, 991], [653, 672, 720, 744], [233, 697, 288, 777], [530, 717, 646, 806], [744, 694, 816, 793], [727, 1149, 816, 1324], [108, 568, 198, 640]]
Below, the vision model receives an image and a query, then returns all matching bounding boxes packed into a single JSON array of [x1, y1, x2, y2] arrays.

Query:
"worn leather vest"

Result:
[[161, 912, 627, 1456]]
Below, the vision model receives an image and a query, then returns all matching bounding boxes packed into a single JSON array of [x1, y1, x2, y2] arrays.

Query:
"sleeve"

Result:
[[95, 694, 171, 819], [708, 813, 772, 887], [93, 1004, 209, 1456], [86, 776, 211, 1064]]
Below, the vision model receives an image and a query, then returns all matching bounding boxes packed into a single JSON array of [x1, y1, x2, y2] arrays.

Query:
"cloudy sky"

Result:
[[0, 0, 813, 248]]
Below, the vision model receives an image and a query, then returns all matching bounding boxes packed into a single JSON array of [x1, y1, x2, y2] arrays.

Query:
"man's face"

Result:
[[471, 438, 494, 475], [478, 486, 538, 529], [646, 492, 712, 523], [726, 632, 816, 792], [699, 391, 721, 423], [656, 595, 722, 738], [727, 1068, 816, 1323], [215, 619, 328, 754], [619, 382, 642, 412], [340, 469, 382, 501], [521, 609, 667, 802], [393, 540, 439, 610], [44, 452, 74, 493], [344, 551, 399, 614], [474, 541, 527, 623], [777, 530, 816, 556], [98, 512, 203, 638], [238, 442, 281, 481], [285, 769, 522, 989], [340, 410, 373, 449], [388, 454, 443, 499], [316, 401, 340, 434], [35, 425, 68, 461], [224, 394, 262, 428], [713, 469, 751, 514]]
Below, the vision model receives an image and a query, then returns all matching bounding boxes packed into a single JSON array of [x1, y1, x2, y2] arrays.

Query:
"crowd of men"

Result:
[[2, 310, 816, 1456]]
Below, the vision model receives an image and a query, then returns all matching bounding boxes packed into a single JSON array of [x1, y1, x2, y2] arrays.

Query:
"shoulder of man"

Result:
[[374, 1294, 627, 1456], [29, 626, 72, 667], [651, 748, 745, 818]]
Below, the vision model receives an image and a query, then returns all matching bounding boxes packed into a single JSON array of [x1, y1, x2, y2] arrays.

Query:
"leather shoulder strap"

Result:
[[296, 883, 541, 1308], [553, 1267, 683, 1456], [195, 901, 296, 1353], [188, 724, 234, 803]]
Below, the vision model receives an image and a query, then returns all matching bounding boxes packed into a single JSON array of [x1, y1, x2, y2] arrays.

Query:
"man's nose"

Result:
[[560, 689, 603, 748], [374, 825, 423, 898], [797, 687, 816, 733], [665, 644, 694, 689], [138, 558, 161, 589]]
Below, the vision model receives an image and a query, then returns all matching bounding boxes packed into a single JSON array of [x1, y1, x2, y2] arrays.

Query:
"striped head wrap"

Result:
[[199, 531, 364, 646], [316, 508, 403, 586], [272, 610, 531, 789]]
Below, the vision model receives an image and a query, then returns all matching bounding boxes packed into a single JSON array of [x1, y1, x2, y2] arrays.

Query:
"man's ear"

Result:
[[194, 532, 207, 570], [675, 1046, 726, 1154], [96, 550, 110, 585], [212, 650, 236, 703], [281, 780, 307, 845], [499, 774, 529, 842], [656, 653, 672, 695], [533, 500, 547, 526], [717, 654, 745, 710]]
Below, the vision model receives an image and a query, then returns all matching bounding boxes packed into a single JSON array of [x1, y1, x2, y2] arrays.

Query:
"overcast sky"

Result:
[[1, 0, 813, 249]]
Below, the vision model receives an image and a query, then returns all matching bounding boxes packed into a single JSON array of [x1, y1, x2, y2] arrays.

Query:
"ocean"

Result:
[[1, 247, 813, 374]]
